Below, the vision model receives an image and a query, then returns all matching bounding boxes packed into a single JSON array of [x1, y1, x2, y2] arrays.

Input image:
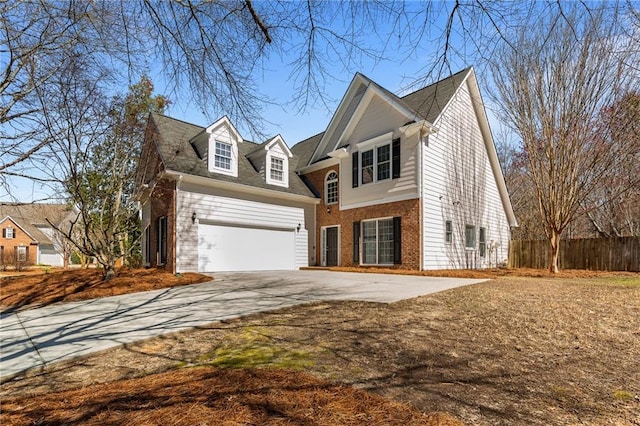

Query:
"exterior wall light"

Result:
[[191, 212, 197, 224], [296, 223, 301, 232]]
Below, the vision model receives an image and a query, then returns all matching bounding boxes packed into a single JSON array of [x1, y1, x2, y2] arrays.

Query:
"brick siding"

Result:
[[304, 166, 421, 270], [0, 219, 38, 267], [147, 178, 176, 273]]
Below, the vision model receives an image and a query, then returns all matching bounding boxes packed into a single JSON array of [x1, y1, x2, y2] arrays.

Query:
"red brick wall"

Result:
[[0, 219, 38, 267], [147, 178, 176, 273], [304, 166, 421, 270]]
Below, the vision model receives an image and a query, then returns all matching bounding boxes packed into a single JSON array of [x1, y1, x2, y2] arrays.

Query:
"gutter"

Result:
[[163, 169, 320, 205]]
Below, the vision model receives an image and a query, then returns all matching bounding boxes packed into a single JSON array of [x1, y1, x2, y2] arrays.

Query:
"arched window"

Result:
[[325, 171, 338, 205]]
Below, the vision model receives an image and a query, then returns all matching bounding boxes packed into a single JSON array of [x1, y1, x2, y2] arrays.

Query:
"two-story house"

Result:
[[136, 67, 517, 273]]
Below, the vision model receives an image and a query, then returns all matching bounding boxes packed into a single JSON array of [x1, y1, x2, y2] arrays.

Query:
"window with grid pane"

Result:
[[325, 171, 338, 204], [362, 218, 394, 264], [214, 141, 232, 170], [376, 145, 390, 181], [361, 149, 374, 184], [270, 157, 284, 181]]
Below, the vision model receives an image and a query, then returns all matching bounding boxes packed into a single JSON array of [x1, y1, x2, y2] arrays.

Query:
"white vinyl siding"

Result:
[[175, 183, 309, 272], [421, 79, 511, 269], [339, 94, 421, 210]]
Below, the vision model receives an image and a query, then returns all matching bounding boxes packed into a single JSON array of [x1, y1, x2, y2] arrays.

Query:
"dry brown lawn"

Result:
[[1, 268, 639, 425], [0, 267, 211, 312]]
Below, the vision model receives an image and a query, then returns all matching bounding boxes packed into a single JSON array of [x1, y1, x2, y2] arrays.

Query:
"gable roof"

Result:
[[294, 68, 471, 167], [148, 113, 315, 198], [0, 204, 70, 244]]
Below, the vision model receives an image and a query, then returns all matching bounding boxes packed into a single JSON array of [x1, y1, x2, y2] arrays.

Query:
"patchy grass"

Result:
[[191, 327, 315, 370], [0, 268, 212, 312]]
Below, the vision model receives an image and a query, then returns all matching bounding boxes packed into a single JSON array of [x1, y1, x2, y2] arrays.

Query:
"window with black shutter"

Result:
[[352, 221, 360, 263], [393, 216, 402, 264], [392, 138, 401, 179]]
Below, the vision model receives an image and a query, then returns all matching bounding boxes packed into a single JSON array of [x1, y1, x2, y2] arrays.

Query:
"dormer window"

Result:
[[214, 141, 232, 170], [270, 157, 284, 182]]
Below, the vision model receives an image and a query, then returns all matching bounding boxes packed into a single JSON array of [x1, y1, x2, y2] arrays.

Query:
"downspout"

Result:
[[418, 131, 424, 271], [173, 175, 182, 274]]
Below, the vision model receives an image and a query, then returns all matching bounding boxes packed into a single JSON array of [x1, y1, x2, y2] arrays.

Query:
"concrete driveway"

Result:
[[0, 270, 486, 381]]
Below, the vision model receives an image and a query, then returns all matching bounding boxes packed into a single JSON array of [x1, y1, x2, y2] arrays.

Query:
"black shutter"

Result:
[[393, 216, 402, 264], [352, 152, 359, 188], [1, 228, 5, 238], [353, 221, 360, 263], [392, 138, 401, 179]]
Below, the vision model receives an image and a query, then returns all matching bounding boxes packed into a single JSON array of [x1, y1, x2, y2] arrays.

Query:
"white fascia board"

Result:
[[465, 70, 518, 227], [295, 157, 339, 174], [311, 73, 370, 164], [164, 169, 319, 204]]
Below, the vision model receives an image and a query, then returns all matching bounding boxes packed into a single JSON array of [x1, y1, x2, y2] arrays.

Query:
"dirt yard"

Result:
[[1, 270, 638, 425]]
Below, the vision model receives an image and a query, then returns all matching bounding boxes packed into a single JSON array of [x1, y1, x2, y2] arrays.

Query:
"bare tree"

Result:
[[490, 5, 640, 272]]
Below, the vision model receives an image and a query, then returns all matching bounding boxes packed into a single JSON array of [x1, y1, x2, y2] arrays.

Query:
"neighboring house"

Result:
[[137, 67, 517, 273], [0, 204, 71, 268]]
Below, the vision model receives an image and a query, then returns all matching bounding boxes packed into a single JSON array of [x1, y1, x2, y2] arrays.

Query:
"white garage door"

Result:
[[198, 223, 295, 272]]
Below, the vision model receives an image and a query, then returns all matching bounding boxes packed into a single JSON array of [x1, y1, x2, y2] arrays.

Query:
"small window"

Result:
[[214, 141, 232, 170], [270, 157, 284, 182], [3, 227, 14, 239], [465, 225, 476, 249], [445, 221, 452, 244], [479, 227, 486, 257], [325, 171, 338, 205], [16, 246, 27, 262]]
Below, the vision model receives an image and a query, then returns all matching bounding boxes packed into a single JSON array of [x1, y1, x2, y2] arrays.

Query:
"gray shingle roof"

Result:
[[401, 67, 471, 124], [150, 113, 315, 198], [0, 204, 70, 244]]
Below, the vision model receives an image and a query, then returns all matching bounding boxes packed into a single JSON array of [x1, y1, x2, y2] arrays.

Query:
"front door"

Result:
[[326, 226, 339, 266]]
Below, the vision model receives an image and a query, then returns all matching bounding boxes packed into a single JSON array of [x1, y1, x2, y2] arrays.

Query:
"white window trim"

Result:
[[479, 227, 487, 257], [324, 170, 339, 205], [445, 220, 452, 244], [16, 246, 27, 262], [360, 217, 394, 266], [320, 225, 341, 267], [5, 227, 14, 239], [358, 142, 392, 186], [465, 224, 476, 250], [209, 135, 239, 177], [266, 152, 289, 187]]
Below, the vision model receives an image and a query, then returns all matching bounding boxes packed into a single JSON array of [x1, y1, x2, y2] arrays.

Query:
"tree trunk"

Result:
[[549, 230, 560, 273], [103, 260, 117, 281]]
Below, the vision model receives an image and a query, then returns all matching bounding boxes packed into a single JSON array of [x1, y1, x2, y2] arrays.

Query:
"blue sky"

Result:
[[4, 2, 501, 202]]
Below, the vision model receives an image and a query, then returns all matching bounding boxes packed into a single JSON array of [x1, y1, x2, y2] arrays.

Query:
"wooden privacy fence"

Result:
[[509, 237, 640, 272]]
